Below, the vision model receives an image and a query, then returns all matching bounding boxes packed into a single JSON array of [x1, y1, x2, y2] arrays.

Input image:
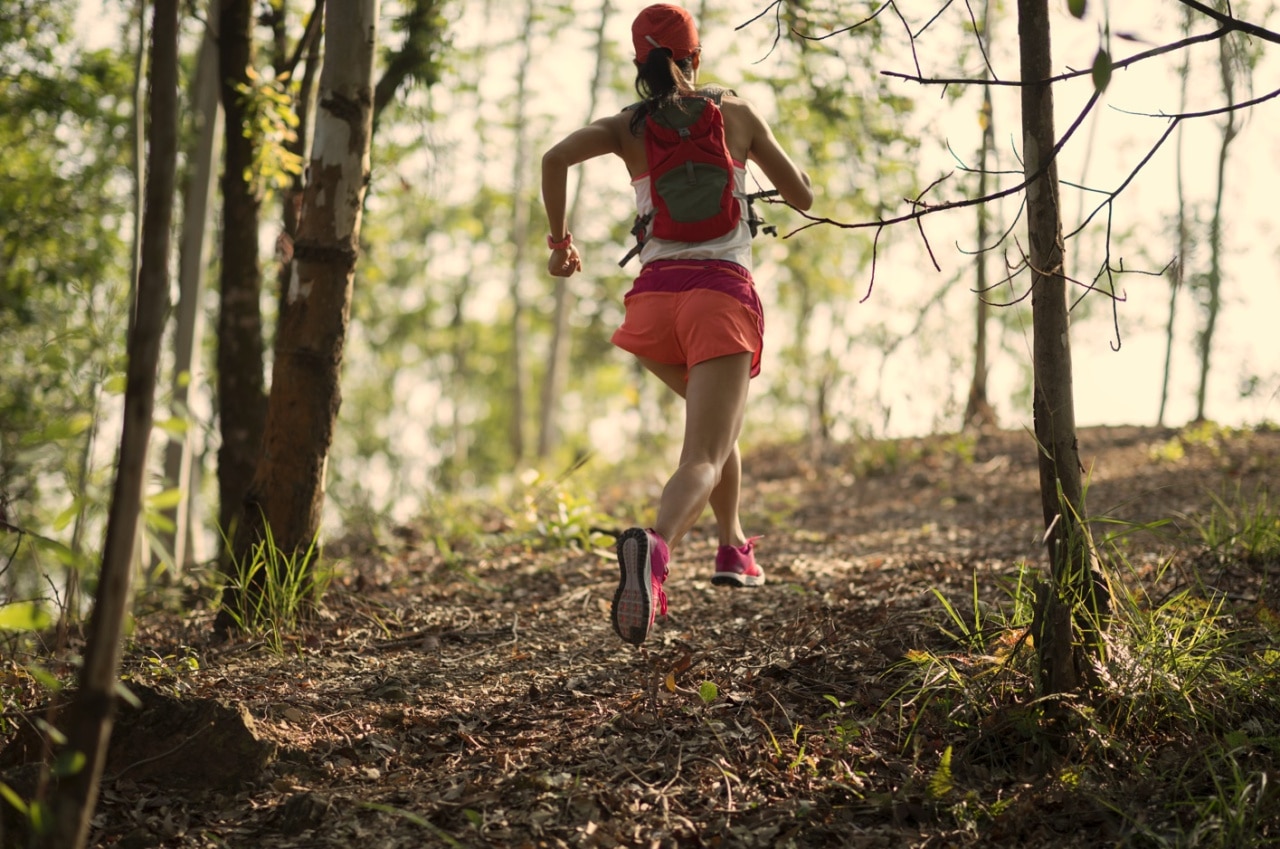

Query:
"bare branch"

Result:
[[278, 0, 324, 81], [782, 86, 1103, 241], [1114, 82, 1280, 121], [956, 192, 1026, 258], [861, 225, 886, 303], [736, 0, 784, 31], [786, 1, 896, 42], [1177, 0, 1280, 43], [980, 239, 1034, 308], [752, 0, 1273, 318], [882, 25, 1234, 89], [1069, 120, 1179, 239], [962, 0, 999, 82], [736, 1, 787, 62]]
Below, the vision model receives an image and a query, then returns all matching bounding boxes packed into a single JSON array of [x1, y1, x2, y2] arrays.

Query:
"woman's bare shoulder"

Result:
[[719, 90, 760, 114]]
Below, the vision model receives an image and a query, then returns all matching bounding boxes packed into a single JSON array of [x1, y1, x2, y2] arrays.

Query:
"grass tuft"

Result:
[[220, 523, 331, 653]]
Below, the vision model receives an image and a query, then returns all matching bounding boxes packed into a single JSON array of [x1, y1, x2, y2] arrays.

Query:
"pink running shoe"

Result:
[[611, 528, 669, 646], [713, 536, 765, 587]]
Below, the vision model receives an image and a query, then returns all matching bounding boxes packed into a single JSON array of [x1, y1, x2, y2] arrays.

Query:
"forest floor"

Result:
[[6, 423, 1280, 848]]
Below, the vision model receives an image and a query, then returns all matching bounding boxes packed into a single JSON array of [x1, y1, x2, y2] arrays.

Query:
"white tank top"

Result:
[[630, 162, 754, 271]]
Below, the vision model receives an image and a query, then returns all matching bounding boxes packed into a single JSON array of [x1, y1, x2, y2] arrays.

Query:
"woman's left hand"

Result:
[[547, 244, 583, 277]]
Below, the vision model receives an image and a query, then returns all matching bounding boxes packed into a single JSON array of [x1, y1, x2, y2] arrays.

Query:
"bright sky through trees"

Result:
[[72, 0, 1280, 441]]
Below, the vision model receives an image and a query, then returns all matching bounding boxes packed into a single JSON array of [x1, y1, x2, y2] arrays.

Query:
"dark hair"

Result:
[[629, 48, 697, 135]]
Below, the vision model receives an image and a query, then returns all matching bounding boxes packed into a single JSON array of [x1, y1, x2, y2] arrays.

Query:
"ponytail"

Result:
[[629, 48, 697, 135]]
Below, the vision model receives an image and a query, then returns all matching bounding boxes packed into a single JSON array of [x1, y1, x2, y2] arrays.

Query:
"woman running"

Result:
[[540, 3, 813, 646]]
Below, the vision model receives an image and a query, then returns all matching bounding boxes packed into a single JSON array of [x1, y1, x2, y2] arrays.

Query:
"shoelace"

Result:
[[655, 562, 669, 615]]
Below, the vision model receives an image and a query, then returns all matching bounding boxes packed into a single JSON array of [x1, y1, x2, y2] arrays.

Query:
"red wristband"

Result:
[[547, 232, 573, 250]]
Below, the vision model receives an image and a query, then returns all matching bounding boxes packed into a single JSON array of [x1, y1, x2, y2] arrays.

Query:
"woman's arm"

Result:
[[541, 118, 623, 276], [736, 99, 814, 211]]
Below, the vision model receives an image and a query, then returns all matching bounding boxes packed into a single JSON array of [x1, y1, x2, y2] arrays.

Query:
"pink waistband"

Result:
[[628, 260, 761, 316]]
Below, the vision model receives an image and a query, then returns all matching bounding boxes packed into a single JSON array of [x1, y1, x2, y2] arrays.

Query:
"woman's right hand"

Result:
[[547, 244, 583, 277]]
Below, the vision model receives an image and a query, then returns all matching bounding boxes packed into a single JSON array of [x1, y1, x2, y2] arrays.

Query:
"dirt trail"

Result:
[[12, 424, 1278, 848]]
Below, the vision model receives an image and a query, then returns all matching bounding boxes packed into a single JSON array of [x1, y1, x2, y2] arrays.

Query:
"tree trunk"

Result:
[[216, 0, 268, 552], [506, 0, 537, 464], [273, 0, 325, 323], [538, 0, 613, 459], [1195, 34, 1238, 423], [159, 2, 222, 575], [964, 0, 997, 431], [221, 0, 380, 624], [1159, 14, 1193, 429], [128, 0, 148, 338], [439, 3, 495, 489], [1018, 0, 1103, 696], [43, 2, 178, 845]]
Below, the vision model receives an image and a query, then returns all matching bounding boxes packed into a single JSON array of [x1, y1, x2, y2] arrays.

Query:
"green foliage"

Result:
[[513, 469, 615, 552], [880, 563, 1041, 753], [1149, 436, 1187, 463], [237, 67, 304, 201], [0, 0, 133, 610], [377, 0, 451, 115], [0, 602, 52, 632], [932, 569, 997, 653], [1195, 484, 1280, 566], [847, 432, 977, 480], [1183, 419, 1235, 451], [1172, 750, 1276, 848], [121, 646, 201, 698], [1150, 421, 1243, 465]]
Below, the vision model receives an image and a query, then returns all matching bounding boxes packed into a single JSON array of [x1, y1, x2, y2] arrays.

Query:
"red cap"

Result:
[[632, 4, 699, 64]]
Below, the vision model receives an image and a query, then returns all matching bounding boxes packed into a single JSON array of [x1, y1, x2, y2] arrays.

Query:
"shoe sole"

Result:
[[611, 528, 653, 646], [711, 572, 765, 587]]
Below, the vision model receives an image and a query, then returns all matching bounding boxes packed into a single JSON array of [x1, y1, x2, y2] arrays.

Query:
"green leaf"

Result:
[[1091, 48, 1112, 93], [52, 749, 85, 778], [115, 680, 142, 709], [0, 782, 28, 816], [698, 680, 719, 704], [27, 799, 47, 836], [0, 602, 52, 632], [928, 745, 954, 798], [146, 487, 185, 510], [1068, 0, 1087, 18], [30, 536, 83, 570], [52, 498, 84, 531], [35, 719, 67, 746], [27, 665, 61, 692], [155, 416, 189, 436], [19, 413, 93, 445]]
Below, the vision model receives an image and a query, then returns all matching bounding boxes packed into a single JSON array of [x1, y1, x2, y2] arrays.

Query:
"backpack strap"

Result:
[[694, 85, 735, 104]]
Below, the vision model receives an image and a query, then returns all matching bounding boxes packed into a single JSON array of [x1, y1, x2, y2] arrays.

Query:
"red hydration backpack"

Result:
[[642, 90, 741, 243]]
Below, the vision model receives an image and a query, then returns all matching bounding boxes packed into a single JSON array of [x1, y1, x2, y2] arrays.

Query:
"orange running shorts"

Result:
[[610, 259, 764, 379]]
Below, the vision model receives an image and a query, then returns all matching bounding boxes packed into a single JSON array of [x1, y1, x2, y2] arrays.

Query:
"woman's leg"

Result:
[[707, 443, 745, 548], [637, 357, 749, 549], [647, 352, 752, 548]]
